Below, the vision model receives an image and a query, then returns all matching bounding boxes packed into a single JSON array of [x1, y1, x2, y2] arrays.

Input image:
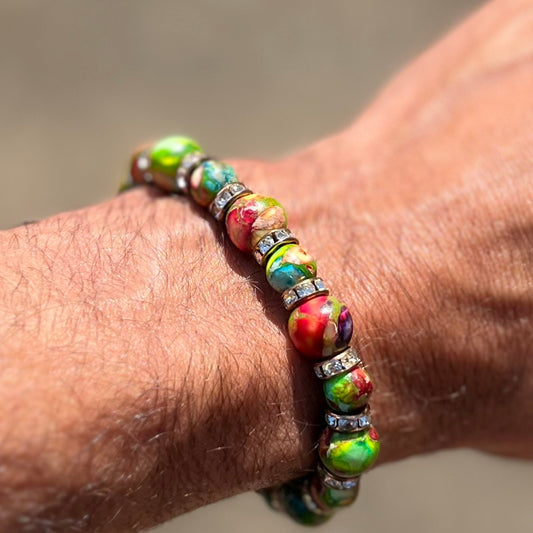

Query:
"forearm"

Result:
[[0, 191, 327, 530]]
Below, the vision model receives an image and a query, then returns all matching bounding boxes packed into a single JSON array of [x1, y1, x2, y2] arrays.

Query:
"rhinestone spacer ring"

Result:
[[253, 228, 299, 265], [313, 347, 361, 379], [325, 408, 371, 433], [317, 463, 361, 490], [175, 151, 210, 194], [281, 277, 329, 311], [209, 182, 252, 220]]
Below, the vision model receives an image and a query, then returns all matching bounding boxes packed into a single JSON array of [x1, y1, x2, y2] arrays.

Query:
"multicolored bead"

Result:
[[319, 427, 380, 478], [288, 295, 353, 359], [225, 194, 288, 253], [324, 367, 373, 413], [150, 136, 201, 175], [265, 244, 317, 292], [310, 474, 359, 509], [149, 136, 202, 192], [262, 478, 332, 526], [189, 161, 237, 207]]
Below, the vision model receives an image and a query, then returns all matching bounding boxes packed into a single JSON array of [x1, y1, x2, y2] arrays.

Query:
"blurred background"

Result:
[[1, 1, 532, 532]]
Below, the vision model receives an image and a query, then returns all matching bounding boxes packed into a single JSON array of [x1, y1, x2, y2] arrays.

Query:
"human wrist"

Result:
[[270, 131, 533, 461]]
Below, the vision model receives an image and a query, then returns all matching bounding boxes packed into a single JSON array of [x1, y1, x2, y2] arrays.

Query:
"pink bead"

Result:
[[225, 194, 288, 253]]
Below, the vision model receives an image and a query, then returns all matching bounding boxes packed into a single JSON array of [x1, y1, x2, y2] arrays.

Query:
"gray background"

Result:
[[0, 1, 531, 532]]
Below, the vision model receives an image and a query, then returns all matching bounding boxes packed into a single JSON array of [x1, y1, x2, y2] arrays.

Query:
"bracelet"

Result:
[[122, 135, 380, 526]]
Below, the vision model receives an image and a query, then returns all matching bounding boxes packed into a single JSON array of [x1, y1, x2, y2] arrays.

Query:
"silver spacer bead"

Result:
[[281, 277, 329, 311], [325, 407, 371, 433], [129, 150, 153, 184], [313, 347, 361, 379], [136, 152, 151, 171], [209, 181, 252, 220], [253, 228, 299, 265], [175, 151, 209, 195], [317, 463, 361, 491]]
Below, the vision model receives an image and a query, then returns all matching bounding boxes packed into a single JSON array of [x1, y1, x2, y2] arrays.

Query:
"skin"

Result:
[[0, 0, 532, 530]]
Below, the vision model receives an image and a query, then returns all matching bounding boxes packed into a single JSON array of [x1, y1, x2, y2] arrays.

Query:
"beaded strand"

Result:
[[123, 135, 380, 526]]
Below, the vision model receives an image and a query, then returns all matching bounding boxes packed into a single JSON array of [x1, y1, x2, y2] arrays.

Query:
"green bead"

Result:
[[323, 366, 373, 413], [319, 427, 380, 478], [189, 160, 237, 207], [265, 244, 317, 292], [149, 136, 201, 176]]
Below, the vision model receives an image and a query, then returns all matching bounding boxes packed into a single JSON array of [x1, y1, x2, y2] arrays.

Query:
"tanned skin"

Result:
[[0, 0, 531, 530]]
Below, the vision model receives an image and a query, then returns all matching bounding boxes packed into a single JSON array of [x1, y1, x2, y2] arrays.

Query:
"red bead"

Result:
[[288, 295, 353, 359]]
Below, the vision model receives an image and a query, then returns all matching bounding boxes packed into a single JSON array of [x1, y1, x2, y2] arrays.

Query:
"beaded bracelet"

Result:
[[122, 135, 380, 526]]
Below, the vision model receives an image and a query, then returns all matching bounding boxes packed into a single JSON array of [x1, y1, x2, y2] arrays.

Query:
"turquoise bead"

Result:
[[189, 160, 237, 207], [282, 484, 331, 526], [261, 478, 332, 526], [265, 244, 317, 292]]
